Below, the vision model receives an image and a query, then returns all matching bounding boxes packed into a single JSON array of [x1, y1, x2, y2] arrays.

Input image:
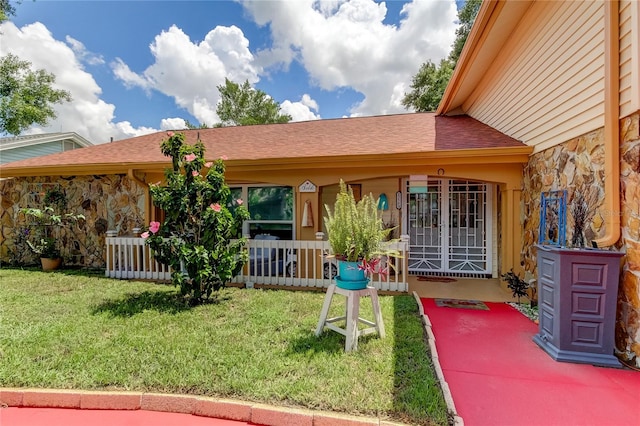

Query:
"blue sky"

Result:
[[2, 0, 461, 143]]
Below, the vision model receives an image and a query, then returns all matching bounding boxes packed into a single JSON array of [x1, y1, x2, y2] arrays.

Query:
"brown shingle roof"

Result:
[[0, 113, 524, 174]]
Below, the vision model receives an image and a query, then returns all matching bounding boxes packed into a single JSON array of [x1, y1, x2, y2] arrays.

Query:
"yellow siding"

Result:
[[465, 1, 605, 152], [620, 0, 639, 118]]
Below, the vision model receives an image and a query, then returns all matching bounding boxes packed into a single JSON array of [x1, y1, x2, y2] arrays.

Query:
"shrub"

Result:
[[143, 132, 250, 305]]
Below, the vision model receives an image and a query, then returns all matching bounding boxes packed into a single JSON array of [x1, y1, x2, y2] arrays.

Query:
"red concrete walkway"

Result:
[[420, 298, 640, 426]]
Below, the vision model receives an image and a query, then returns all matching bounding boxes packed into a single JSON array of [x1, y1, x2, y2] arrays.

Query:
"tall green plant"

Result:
[[143, 131, 249, 305], [324, 180, 391, 263]]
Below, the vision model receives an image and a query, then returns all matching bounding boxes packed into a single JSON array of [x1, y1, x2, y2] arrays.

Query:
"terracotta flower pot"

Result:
[[41, 257, 62, 271]]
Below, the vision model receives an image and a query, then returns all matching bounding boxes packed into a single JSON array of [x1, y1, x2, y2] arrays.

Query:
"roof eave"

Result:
[[0, 162, 171, 178], [0, 132, 93, 150], [0, 146, 532, 178], [437, 0, 534, 116]]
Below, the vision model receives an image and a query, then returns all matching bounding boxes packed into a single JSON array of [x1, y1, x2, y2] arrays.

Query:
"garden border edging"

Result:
[[0, 387, 409, 426]]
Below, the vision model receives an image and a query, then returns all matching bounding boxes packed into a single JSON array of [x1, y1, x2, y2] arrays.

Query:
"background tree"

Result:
[[1, 0, 17, 23], [184, 119, 210, 129], [401, 59, 454, 113], [216, 78, 291, 127], [402, 0, 481, 112], [143, 131, 250, 305], [448, 0, 482, 64], [0, 53, 72, 135]]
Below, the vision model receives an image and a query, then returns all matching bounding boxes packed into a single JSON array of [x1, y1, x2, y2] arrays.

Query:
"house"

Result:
[[436, 0, 639, 368], [0, 132, 93, 164], [1, 0, 637, 367], [0, 113, 530, 279]]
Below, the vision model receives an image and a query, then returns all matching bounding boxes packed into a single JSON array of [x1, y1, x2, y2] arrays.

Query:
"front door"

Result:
[[405, 179, 492, 276]]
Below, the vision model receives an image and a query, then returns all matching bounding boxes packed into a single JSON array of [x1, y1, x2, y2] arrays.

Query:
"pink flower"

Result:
[[210, 203, 221, 212], [149, 221, 160, 234], [185, 153, 197, 162], [167, 131, 174, 137], [205, 162, 213, 168], [358, 257, 385, 278], [192, 171, 199, 177], [220, 155, 228, 160], [141, 231, 150, 239], [236, 198, 244, 205]]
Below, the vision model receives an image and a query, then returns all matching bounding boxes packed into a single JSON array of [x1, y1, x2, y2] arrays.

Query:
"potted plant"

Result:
[[534, 188, 623, 367], [21, 190, 84, 271], [323, 180, 397, 289], [27, 237, 62, 270]]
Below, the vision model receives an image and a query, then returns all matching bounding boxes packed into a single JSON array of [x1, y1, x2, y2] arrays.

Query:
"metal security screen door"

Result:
[[406, 179, 492, 276]]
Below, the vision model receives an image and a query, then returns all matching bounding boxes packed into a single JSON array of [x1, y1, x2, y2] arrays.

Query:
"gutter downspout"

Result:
[[593, 0, 621, 248], [128, 169, 150, 226]]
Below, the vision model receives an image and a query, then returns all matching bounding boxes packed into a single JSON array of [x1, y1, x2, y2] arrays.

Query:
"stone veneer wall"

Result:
[[0, 174, 146, 268], [522, 112, 640, 369], [522, 128, 609, 272], [619, 112, 640, 368]]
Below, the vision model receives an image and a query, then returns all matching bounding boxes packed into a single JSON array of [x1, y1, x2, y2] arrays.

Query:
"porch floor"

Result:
[[408, 276, 520, 302]]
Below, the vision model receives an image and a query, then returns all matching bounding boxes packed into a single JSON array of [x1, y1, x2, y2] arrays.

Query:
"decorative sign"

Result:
[[298, 180, 317, 193]]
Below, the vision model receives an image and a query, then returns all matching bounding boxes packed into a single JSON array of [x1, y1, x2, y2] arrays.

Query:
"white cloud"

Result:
[[244, 0, 458, 116], [280, 94, 321, 122], [0, 21, 157, 143], [111, 58, 153, 92], [0, 1, 459, 143], [160, 118, 188, 131], [65, 36, 105, 66], [300, 94, 319, 111], [113, 24, 261, 128]]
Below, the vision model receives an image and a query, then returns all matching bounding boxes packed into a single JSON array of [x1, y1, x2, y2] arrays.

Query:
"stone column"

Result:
[[618, 112, 640, 368]]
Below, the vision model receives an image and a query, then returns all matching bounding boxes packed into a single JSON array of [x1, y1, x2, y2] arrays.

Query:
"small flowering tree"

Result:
[[143, 131, 249, 304]]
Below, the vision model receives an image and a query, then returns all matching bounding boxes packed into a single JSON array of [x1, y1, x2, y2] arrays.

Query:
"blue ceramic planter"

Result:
[[335, 260, 369, 290]]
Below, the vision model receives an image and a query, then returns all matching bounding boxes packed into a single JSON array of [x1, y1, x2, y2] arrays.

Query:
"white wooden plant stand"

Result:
[[315, 284, 385, 352]]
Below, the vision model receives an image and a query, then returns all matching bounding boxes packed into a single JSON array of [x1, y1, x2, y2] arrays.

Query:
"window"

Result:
[[231, 185, 294, 239]]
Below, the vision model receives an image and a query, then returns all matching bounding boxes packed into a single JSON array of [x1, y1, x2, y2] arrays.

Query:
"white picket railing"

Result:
[[105, 237, 409, 292]]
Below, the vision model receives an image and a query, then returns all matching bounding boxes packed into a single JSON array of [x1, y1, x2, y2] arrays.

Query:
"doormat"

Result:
[[435, 299, 489, 310], [417, 276, 457, 283]]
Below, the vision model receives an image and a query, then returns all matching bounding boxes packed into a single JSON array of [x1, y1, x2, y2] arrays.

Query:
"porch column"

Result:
[[500, 186, 524, 276]]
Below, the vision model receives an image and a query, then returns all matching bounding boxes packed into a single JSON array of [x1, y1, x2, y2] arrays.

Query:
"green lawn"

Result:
[[0, 268, 449, 425]]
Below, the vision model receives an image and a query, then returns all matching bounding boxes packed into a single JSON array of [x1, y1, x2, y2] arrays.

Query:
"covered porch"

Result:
[[409, 276, 520, 302]]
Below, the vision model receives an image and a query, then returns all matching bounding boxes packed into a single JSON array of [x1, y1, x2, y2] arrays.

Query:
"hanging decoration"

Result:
[[301, 199, 314, 227]]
